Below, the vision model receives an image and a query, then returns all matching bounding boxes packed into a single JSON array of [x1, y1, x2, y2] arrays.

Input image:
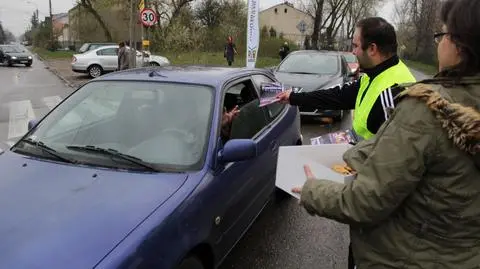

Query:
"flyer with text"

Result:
[[259, 82, 285, 107], [310, 129, 358, 145]]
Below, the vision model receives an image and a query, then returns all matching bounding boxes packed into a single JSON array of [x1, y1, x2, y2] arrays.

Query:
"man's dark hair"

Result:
[[119, 41, 125, 47], [356, 17, 398, 56], [439, 0, 480, 77]]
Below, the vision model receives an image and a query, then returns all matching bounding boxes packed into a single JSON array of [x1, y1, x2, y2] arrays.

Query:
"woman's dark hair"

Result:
[[438, 0, 480, 78], [355, 17, 398, 56]]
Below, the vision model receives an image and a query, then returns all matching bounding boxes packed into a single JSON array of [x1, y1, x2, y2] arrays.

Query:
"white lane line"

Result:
[[8, 100, 36, 139], [42, 95, 63, 110]]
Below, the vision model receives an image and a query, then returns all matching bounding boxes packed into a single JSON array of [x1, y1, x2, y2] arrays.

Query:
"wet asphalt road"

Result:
[[0, 49, 74, 149], [0, 52, 429, 268]]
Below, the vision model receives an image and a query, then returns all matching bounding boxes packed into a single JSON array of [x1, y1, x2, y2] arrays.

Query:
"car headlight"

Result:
[[11, 56, 17, 59], [28, 56, 32, 59]]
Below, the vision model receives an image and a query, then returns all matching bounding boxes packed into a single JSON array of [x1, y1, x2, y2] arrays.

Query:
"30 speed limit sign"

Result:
[[140, 8, 157, 27]]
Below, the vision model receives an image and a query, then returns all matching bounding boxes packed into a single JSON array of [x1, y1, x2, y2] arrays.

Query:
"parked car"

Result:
[[0, 44, 33, 67], [341, 52, 360, 78], [72, 45, 170, 78], [78, 42, 116, 54], [0, 66, 302, 269], [270, 50, 356, 121]]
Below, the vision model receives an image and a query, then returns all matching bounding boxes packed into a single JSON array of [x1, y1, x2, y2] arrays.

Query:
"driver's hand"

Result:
[[222, 105, 240, 127], [276, 89, 292, 104]]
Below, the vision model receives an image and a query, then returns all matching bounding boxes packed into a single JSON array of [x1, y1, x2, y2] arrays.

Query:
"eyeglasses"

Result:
[[433, 32, 449, 44]]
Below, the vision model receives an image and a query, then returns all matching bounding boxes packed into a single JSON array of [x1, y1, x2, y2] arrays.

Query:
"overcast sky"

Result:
[[0, 0, 395, 38]]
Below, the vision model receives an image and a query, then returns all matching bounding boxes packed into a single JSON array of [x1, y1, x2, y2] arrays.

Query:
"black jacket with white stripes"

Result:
[[289, 55, 403, 135]]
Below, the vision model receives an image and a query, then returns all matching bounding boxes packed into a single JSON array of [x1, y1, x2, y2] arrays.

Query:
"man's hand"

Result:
[[276, 89, 292, 104]]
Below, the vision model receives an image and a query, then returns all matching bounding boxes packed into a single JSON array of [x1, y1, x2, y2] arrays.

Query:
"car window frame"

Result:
[[96, 48, 117, 56], [250, 73, 288, 122], [219, 76, 271, 142]]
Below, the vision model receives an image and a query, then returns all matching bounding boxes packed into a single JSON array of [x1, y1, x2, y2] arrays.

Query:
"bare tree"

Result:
[[77, 0, 113, 41]]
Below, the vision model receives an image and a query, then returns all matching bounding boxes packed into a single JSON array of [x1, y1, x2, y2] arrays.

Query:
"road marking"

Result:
[[7, 100, 36, 139], [42, 96, 63, 110]]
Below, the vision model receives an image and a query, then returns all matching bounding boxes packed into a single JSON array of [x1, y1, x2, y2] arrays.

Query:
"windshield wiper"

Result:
[[17, 138, 77, 164], [66, 145, 158, 172]]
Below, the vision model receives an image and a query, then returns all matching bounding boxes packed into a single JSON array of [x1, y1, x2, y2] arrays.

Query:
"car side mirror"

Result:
[[218, 139, 257, 163], [28, 119, 39, 131]]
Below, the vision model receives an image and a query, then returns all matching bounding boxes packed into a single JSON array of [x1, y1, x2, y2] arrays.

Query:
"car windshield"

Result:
[[12, 81, 214, 171], [277, 53, 339, 75], [344, 54, 357, 63], [1, 45, 21, 53]]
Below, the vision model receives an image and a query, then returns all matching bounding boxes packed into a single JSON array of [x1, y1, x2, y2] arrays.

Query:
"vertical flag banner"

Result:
[[246, 0, 259, 68]]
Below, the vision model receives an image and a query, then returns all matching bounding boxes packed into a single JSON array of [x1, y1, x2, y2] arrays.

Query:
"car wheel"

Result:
[[149, 62, 160, 66], [25, 63, 32, 67], [7, 61, 13, 67], [88, 64, 103, 78], [176, 256, 204, 269]]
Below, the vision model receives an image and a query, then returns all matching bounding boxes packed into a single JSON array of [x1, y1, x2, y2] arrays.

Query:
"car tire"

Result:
[[25, 63, 32, 67], [149, 62, 160, 66], [176, 256, 205, 269], [7, 61, 13, 67], [88, 64, 103, 78]]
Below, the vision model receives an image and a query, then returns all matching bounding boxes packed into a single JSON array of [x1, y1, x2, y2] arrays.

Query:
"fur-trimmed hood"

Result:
[[397, 77, 480, 167]]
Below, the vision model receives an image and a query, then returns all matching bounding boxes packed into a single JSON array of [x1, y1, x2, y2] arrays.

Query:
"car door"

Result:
[[96, 47, 118, 71], [211, 77, 278, 256]]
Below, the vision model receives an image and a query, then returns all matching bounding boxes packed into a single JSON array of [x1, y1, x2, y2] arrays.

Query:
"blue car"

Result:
[[0, 66, 302, 269]]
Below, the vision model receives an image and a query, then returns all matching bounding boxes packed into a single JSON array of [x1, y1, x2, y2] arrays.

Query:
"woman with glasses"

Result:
[[292, 0, 480, 267]]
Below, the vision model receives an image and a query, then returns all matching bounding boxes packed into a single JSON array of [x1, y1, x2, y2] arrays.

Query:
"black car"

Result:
[[270, 50, 356, 121], [0, 45, 33, 67]]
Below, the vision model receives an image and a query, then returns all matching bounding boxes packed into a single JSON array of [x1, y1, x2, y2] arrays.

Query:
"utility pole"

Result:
[[49, 0, 54, 50]]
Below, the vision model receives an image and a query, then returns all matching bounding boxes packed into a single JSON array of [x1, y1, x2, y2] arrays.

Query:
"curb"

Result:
[[34, 53, 76, 89]]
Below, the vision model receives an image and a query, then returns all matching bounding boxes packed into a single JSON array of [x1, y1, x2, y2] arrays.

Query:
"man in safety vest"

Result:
[[276, 17, 417, 141]]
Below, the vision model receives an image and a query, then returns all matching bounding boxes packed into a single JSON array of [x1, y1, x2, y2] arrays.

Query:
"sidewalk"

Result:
[[35, 55, 90, 89]]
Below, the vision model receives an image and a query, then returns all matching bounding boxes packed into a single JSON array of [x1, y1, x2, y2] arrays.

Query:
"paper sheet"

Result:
[[275, 144, 354, 199]]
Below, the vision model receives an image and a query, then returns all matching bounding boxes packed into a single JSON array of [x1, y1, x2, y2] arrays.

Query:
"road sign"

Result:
[[296, 20, 307, 34], [140, 8, 157, 27]]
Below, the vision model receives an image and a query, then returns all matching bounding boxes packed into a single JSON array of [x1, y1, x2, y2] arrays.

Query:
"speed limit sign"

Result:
[[140, 8, 157, 27]]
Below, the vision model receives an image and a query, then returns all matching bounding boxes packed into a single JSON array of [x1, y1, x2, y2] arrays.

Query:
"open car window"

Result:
[[222, 79, 269, 141]]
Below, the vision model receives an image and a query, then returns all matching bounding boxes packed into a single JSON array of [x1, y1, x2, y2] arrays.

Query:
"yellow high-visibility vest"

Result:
[[352, 60, 416, 140]]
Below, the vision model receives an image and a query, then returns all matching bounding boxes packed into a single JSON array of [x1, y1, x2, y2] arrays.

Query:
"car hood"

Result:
[[0, 151, 188, 269], [274, 71, 340, 92]]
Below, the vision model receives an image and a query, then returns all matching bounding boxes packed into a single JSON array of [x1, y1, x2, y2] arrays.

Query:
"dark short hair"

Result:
[[439, 0, 480, 77], [356, 17, 398, 56]]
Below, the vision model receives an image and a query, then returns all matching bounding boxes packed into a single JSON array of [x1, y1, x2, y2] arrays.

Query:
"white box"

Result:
[[275, 144, 356, 199]]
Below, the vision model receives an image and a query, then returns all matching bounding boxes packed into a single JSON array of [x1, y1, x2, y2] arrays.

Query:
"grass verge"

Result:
[[403, 59, 437, 76], [159, 51, 280, 68], [32, 47, 74, 60]]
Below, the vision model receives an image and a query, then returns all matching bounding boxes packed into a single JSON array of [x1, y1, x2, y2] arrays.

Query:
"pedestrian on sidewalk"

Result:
[[224, 36, 237, 66], [292, 0, 480, 267], [117, 41, 129, 71]]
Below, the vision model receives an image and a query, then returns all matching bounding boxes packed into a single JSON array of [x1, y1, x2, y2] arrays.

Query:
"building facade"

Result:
[[259, 2, 314, 47]]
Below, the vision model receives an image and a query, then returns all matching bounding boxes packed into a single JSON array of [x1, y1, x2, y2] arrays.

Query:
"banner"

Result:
[[246, 0, 259, 68]]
